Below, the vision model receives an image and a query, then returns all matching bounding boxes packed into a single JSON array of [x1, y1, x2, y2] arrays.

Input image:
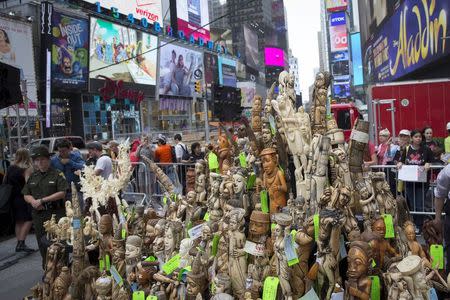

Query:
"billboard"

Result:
[[265, 47, 285, 67], [204, 52, 218, 86], [350, 33, 363, 86], [0, 16, 37, 113], [333, 80, 351, 98], [89, 17, 158, 85], [330, 50, 349, 62], [175, 0, 210, 41], [326, 0, 348, 12], [237, 81, 256, 108], [159, 42, 204, 96], [330, 12, 346, 26], [210, 28, 233, 55], [82, 0, 162, 24], [243, 24, 259, 70], [218, 57, 237, 87], [363, 0, 450, 82], [51, 12, 89, 90], [329, 25, 348, 52]]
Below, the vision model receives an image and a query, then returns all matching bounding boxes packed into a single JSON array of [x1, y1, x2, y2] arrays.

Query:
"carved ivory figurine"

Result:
[[218, 135, 232, 175], [125, 235, 142, 277], [310, 71, 331, 135], [260, 148, 287, 215], [345, 241, 372, 300], [271, 71, 308, 194], [228, 208, 247, 299], [252, 95, 263, 134], [195, 161, 207, 205], [403, 221, 430, 266], [371, 218, 399, 267], [98, 215, 114, 262]]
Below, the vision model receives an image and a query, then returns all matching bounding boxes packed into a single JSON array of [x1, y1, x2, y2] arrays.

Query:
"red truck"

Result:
[[368, 79, 450, 140], [330, 102, 361, 140]]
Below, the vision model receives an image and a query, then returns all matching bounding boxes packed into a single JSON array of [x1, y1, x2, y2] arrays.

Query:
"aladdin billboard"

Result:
[[172, 0, 210, 41], [326, 0, 348, 12], [364, 0, 450, 82]]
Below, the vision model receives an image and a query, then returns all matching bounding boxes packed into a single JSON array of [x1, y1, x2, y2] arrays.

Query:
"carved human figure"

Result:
[[218, 135, 232, 175], [356, 181, 379, 231], [309, 135, 331, 213], [187, 253, 208, 300], [345, 241, 372, 300], [372, 173, 397, 216], [292, 219, 315, 297], [403, 221, 430, 266], [228, 208, 247, 299], [310, 71, 331, 135], [371, 218, 399, 267], [195, 161, 207, 205], [272, 213, 294, 300], [212, 273, 232, 295], [125, 235, 142, 277], [52, 266, 71, 300], [246, 254, 271, 298], [130, 205, 146, 236], [95, 272, 112, 300], [232, 168, 250, 214], [260, 148, 287, 215], [164, 223, 180, 263], [261, 123, 274, 149], [98, 215, 114, 262], [331, 147, 353, 188], [252, 95, 263, 134], [111, 237, 126, 278], [215, 215, 230, 275]]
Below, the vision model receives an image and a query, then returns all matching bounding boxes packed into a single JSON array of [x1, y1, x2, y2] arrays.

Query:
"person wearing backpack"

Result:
[[174, 134, 190, 193]]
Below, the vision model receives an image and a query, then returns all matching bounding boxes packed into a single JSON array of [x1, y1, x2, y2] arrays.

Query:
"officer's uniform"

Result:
[[22, 164, 68, 261]]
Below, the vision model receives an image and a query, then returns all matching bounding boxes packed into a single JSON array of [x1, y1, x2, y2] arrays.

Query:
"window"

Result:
[[336, 110, 352, 130]]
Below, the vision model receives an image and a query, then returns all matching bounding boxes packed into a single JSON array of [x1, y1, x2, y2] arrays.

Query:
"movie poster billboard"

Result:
[[237, 81, 256, 108], [218, 57, 237, 87], [159, 42, 204, 97], [89, 17, 158, 85], [364, 0, 450, 82], [82, 0, 162, 24], [204, 52, 218, 85], [0, 16, 37, 114], [52, 12, 89, 90], [243, 24, 259, 70], [175, 0, 210, 40]]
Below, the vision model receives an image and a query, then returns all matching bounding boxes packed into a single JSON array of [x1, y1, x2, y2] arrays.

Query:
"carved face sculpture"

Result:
[[99, 215, 113, 235], [404, 222, 416, 242], [249, 211, 270, 240], [187, 191, 196, 205], [214, 274, 231, 294], [347, 246, 369, 280], [372, 219, 386, 238], [338, 188, 352, 207], [359, 185, 370, 199], [335, 148, 347, 163], [229, 216, 239, 232], [195, 162, 205, 174], [233, 173, 245, 194], [253, 98, 262, 111], [273, 224, 282, 239], [211, 178, 221, 194], [314, 73, 325, 88], [187, 275, 202, 297], [262, 127, 272, 144], [125, 236, 142, 261], [164, 227, 175, 253], [261, 151, 277, 176]]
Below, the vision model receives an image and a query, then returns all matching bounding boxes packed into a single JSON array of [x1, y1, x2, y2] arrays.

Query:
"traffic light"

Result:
[[194, 80, 202, 94]]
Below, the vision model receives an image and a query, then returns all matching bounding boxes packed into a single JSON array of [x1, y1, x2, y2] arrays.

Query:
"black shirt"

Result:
[[401, 145, 433, 166]]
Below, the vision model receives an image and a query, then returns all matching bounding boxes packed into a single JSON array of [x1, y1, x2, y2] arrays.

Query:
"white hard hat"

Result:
[[447, 122, 450, 130]]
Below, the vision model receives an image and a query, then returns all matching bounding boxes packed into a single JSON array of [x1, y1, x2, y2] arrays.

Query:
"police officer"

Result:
[[23, 145, 68, 264]]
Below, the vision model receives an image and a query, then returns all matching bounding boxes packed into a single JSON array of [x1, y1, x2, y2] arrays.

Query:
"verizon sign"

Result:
[[83, 0, 162, 24]]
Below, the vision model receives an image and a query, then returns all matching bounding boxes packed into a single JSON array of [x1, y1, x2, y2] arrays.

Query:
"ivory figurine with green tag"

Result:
[[371, 218, 399, 267], [228, 208, 248, 299], [260, 148, 287, 215]]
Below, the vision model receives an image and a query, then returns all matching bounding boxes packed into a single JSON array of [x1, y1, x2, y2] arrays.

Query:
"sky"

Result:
[[284, 0, 321, 102]]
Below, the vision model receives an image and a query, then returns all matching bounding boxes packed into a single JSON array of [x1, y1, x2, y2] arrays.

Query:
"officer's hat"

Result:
[[31, 145, 51, 159]]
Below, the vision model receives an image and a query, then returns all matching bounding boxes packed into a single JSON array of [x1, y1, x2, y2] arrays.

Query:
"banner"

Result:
[[159, 42, 204, 97], [52, 12, 88, 90], [364, 0, 450, 82], [238, 81, 256, 108], [89, 17, 158, 86], [243, 24, 259, 70], [175, 0, 210, 40], [82, 0, 162, 24], [330, 25, 348, 52], [0, 16, 37, 114], [326, 0, 348, 12]]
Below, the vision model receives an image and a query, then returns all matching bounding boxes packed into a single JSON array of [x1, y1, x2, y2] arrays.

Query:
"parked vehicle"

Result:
[[369, 79, 450, 142], [26, 136, 88, 158], [330, 102, 361, 140]]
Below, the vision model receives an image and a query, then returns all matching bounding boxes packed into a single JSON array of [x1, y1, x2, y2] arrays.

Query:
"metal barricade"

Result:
[[370, 164, 444, 216]]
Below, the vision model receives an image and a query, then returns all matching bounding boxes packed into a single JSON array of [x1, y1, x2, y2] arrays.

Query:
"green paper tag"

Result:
[[262, 276, 279, 300], [162, 254, 181, 275], [145, 256, 156, 262], [208, 152, 219, 171], [369, 276, 380, 300], [99, 258, 104, 272], [291, 229, 297, 241], [171, 193, 178, 202], [147, 296, 157, 300], [239, 152, 247, 168], [246, 172, 256, 190], [203, 212, 210, 221], [121, 228, 127, 239], [132, 291, 145, 300], [430, 244, 444, 269], [271, 223, 276, 231], [110, 266, 123, 286], [212, 234, 220, 256], [163, 196, 168, 205], [105, 254, 110, 271], [177, 266, 192, 281], [383, 214, 395, 238], [313, 214, 319, 241], [371, 259, 376, 268], [261, 190, 269, 213], [268, 115, 277, 135]]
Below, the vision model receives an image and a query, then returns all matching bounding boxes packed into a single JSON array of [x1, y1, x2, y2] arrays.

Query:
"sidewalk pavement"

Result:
[[0, 234, 42, 300]]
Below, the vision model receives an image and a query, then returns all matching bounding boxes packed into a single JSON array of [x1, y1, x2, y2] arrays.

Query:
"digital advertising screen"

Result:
[[204, 52, 218, 86], [0, 16, 37, 113], [350, 33, 364, 86], [89, 17, 158, 85], [243, 24, 259, 70], [159, 42, 204, 97], [326, 0, 348, 12], [237, 81, 256, 108], [264, 47, 285, 67], [333, 80, 351, 98], [82, 0, 162, 24], [330, 50, 349, 62], [51, 12, 89, 90], [329, 25, 348, 52], [175, 0, 210, 41], [218, 56, 237, 87], [330, 12, 346, 27]]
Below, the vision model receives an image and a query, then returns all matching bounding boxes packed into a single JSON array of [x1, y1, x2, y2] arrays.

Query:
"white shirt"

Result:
[[95, 155, 113, 179], [175, 142, 187, 161]]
